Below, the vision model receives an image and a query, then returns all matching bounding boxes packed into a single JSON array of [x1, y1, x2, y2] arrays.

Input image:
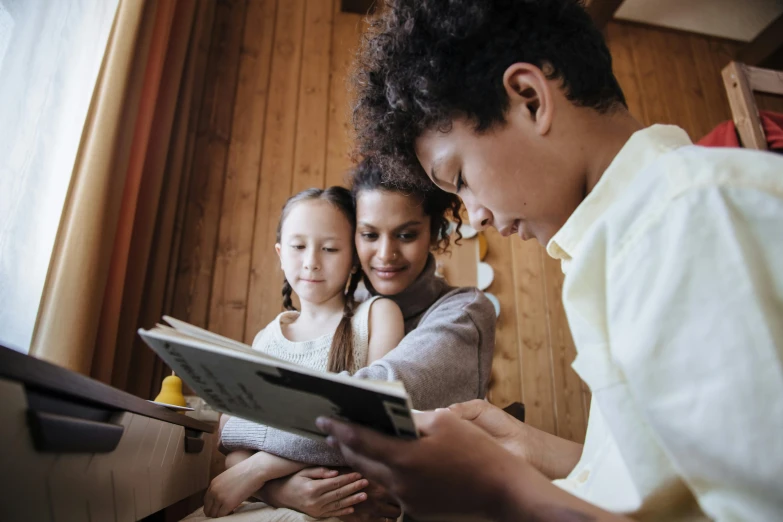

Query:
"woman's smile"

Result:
[[371, 265, 409, 279]]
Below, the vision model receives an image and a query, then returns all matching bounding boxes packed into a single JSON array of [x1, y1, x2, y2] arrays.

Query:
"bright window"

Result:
[[0, 0, 119, 352]]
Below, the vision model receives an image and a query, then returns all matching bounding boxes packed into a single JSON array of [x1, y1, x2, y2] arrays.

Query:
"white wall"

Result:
[[615, 0, 783, 42]]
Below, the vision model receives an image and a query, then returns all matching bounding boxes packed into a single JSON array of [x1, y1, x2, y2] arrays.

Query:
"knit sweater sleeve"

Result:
[[221, 416, 346, 466], [356, 287, 497, 409], [220, 287, 496, 464]]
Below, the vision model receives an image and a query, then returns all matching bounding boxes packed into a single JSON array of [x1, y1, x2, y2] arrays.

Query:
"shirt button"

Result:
[[577, 469, 590, 483]]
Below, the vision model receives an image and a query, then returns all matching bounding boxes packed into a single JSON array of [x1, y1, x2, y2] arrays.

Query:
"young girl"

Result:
[[203, 187, 405, 518]]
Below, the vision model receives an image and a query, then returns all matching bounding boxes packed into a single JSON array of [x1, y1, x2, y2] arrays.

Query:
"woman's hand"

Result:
[[450, 400, 584, 480], [261, 467, 372, 518]]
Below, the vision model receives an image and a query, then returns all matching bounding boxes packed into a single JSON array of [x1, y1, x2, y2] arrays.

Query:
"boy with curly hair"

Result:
[[318, 0, 783, 520]]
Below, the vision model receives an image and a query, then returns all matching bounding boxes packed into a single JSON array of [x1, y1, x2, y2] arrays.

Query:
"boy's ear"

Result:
[[502, 62, 553, 136]]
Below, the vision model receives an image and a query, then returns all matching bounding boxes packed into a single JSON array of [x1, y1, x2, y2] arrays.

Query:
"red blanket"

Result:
[[698, 111, 783, 151]]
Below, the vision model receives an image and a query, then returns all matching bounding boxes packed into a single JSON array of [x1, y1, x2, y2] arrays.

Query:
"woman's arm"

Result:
[[356, 288, 496, 409], [225, 449, 253, 468], [366, 298, 405, 363]]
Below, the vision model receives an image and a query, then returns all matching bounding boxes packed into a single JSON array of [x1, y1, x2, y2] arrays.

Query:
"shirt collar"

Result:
[[546, 125, 692, 271]]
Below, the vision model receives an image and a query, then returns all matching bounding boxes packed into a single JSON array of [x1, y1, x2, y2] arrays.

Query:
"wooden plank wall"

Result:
[[167, 0, 363, 345], [163, 8, 776, 443]]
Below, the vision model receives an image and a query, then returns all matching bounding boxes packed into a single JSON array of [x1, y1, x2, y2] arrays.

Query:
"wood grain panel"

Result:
[[209, 0, 278, 341], [171, 0, 247, 327], [434, 238, 478, 289], [605, 23, 645, 120], [163, 1, 218, 319], [245, 0, 308, 342], [708, 38, 740, 90], [625, 25, 672, 126], [666, 31, 715, 138], [484, 229, 522, 409], [325, 6, 364, 187], [541, 253, 586, 443], [291, 0, 334, 193], [655, 29, 700, 132], [510, 238, 555, 434], [689, 34, 734, 129]]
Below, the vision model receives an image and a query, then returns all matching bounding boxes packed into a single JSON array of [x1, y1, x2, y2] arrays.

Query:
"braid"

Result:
[[282, 278, 296, 311], [327, 268, 363, 373], [343, 269, 362, 318]]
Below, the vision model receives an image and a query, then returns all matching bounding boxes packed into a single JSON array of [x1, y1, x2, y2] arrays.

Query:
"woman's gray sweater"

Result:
[[220, 256, 496, 465]]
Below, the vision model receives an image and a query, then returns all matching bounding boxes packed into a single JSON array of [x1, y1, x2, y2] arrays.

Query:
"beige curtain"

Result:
[[30, 0, 211, 397]]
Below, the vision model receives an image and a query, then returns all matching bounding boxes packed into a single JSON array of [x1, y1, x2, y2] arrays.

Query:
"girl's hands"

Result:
[[262, 467, 371, 518], [204, 457, 268, 517]]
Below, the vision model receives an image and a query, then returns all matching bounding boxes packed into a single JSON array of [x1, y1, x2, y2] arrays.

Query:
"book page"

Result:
[[151, 325, 255, 355], [162, 316, 252, 352]]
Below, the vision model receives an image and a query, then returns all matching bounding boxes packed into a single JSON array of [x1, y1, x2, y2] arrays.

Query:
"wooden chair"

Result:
[[722, 61, 783, 150]]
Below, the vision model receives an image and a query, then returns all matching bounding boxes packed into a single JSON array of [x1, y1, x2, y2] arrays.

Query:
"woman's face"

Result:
[[355, 189, 432, 296]]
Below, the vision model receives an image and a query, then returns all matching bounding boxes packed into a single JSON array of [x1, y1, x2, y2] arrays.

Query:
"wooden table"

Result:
[[0, 345, 215, 522]]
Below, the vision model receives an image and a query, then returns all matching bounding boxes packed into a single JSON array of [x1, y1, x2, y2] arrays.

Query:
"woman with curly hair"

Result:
[[206, 159, 496, 521], [317, 0, 783, 521]]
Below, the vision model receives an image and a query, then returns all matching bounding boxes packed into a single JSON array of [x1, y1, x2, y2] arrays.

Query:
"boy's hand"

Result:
[[317, 409, 519, 520], [203, 457, 266, 517], [338, 480, 402, 521]]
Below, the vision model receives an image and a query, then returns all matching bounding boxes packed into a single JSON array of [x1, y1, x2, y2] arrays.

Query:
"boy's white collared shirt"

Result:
[[548, 125, 783, 520]]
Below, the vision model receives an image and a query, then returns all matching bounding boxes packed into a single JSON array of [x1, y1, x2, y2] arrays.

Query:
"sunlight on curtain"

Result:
[[0, 0, 119, 352]]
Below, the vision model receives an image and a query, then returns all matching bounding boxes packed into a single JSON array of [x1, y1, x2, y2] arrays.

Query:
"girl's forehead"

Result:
[[282, 199, 353, 232], [286, 199, 348, 219]]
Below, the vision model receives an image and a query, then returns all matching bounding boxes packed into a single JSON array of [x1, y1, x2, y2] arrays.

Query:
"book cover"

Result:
[[138, 318, 418, 441]]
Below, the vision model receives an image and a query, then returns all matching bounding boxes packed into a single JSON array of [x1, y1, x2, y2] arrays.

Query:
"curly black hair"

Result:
[[350, 158, 462, 253], [352, 0, 626, 188]]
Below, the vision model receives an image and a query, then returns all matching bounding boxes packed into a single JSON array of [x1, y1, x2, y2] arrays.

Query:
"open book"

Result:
[[138, 317, 418, 441]]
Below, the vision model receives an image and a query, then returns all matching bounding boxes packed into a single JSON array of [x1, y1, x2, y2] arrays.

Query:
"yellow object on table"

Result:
[[154, 374, 187, 407]]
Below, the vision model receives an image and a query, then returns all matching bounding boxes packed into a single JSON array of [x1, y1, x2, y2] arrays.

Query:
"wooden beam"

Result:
[[722, 62, 767, 150], [586, 0, 625, 30], [745, 65, 783, 96], [737, 14, 783, 69]]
